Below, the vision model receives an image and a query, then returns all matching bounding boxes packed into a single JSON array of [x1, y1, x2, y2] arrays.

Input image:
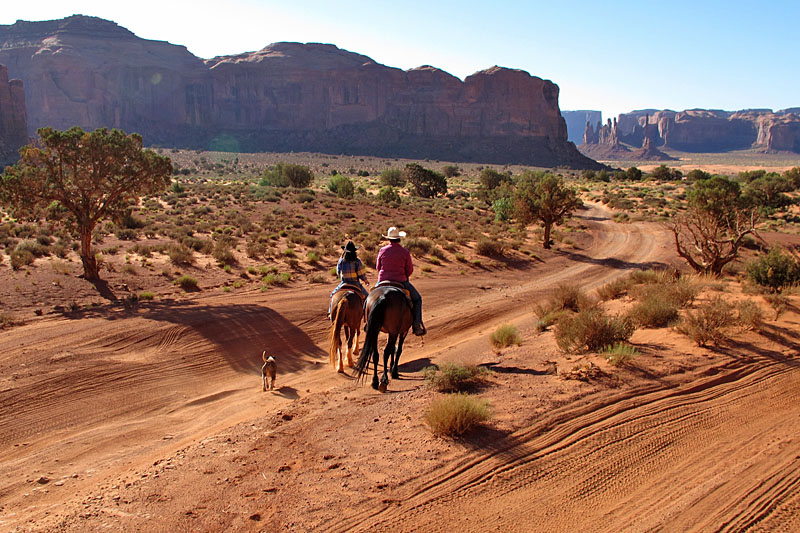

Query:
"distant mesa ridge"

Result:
[[0, 15, 600, 168], [579, 108, 800, 158]]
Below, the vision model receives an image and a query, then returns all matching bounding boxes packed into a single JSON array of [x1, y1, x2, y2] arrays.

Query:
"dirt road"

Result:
[[2, 204, 798, 531]]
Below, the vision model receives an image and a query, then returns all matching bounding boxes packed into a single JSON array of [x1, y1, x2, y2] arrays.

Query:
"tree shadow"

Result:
[[60, 299, 325, 375], [90, 279, 117, 301], [551, 248, 668, 272], [397, 357, 433, 373], [481, 362, 547, 376]]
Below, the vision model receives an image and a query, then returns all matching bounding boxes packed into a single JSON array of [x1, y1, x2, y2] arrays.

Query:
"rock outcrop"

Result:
[[581, 107, 800, 157], [0, 15, 600, 168], [561, 110, 601, 143], [0, 64, 27, 165]]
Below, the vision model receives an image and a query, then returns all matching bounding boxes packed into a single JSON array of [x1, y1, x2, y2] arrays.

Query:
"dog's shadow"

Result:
[[270, 386, 300, 400]]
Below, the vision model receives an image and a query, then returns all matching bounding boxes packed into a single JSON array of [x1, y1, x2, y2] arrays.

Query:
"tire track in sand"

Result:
[[330, 359, 800, 532]]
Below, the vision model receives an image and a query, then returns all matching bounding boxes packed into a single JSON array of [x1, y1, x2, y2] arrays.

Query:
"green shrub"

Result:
[[490, 324, 521, 349], [746, 248, 800, 292], [535, 309, 567, 333], [173, 275, 199, 291], [306, 251, 321, 264], [377, 185, 401, 204], [423, 363, 489, 392], [138, 291, 155, 300], [424, 393, 490, 437], [260, 162, 313, 188], [328, 174, 354, 198], [380, 168, 406, 187], [555, 309, 634, 354], [15, 239, 48, 258], [600, 342, 640, 366], [677, 296, 735, 346]]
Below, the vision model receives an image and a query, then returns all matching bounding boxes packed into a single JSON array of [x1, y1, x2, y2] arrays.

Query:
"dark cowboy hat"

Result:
[[341, 240, 359, 252]]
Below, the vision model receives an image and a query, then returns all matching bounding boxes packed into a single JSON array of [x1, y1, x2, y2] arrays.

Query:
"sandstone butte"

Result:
[[581, 108, 800, 158], [0, 15, 601, 168], [0, 63, 27, 165]]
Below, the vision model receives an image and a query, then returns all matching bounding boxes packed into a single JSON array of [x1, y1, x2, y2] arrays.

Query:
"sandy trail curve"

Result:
[[7, 203, 796, 531]]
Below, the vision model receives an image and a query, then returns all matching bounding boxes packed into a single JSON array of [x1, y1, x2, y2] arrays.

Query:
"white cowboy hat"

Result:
[[383, 226, 407, 239]]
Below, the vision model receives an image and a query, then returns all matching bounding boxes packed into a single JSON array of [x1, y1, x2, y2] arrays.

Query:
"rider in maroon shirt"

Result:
[[376, 226, 426, 336]]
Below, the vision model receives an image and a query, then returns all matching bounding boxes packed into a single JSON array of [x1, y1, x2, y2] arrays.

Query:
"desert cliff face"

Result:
[[579, 107, 800, 156], [0, 16, 599, 168], [0, 64, 27, 165]]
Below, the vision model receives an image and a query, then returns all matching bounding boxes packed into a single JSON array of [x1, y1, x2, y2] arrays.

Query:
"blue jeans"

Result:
[[329, 281, 369, 314], [402, 280, 423, 326]]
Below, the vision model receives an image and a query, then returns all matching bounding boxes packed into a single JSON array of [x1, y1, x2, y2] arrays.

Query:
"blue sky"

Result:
[[2, 1, 797, 120]]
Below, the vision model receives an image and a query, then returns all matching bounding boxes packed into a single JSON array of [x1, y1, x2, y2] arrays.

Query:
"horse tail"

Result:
[[354, 291, 388, 380], [328, 298, 345, 368]]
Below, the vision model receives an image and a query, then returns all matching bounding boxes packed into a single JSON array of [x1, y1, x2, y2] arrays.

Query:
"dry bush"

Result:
[[763, 293, 789, 320], [677, 296, 736, 346], [475, 236, 503, 257], [405, 237, 434, 257], [167, 243, 194, 265], [10, 249, 34, 270], [735, 299, 764, 331], [424, 394, 490, 437], [213, 241, 237, 266], [627, 295, 679, 328], [423, 363, 490, 392], [555, 309, 635, 354], [490, 324, 521, 349], [535, 309, 567, 333], [1, 313, 23, 330], [596, 277, 632, 300], [534, 284, 594, 318]]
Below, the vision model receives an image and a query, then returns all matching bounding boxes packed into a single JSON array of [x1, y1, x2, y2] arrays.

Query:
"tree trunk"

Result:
[[79, 225, 99, 280], [543, 222, 552, 249]]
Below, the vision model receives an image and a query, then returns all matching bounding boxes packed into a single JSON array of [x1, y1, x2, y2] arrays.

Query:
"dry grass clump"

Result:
[[596, 277, 631, 300], [424, 393, 490, 437], [677, 296, 736, 346], [1, 313, 24, 330], [735, 299, 764, 331], [475, 236, 504, 257], [626, 276, 699, 328], [490, 324, 521, 349], [167, 243, 194, 265], [405, 237, 434, 257], [534, 284, 594, 317], [555, 309, 634, 354], [763, 293, 789, 320], [423, 363, 490, 392]]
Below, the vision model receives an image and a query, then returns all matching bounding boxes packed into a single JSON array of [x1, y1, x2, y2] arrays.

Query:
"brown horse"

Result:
[[353, 285, 413, 391], [328, 289, 364, 373]]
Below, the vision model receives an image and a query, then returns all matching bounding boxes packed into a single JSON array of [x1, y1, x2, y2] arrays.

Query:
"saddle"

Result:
[[334, 283, 366, 303], [373, 281, 412, 302]]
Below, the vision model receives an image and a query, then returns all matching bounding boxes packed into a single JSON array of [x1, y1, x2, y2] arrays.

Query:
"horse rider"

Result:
[[329, 240, 369, 318], [376, 226, 426, 336]]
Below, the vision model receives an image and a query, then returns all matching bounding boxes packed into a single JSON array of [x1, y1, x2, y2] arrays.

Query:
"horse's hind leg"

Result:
[[391, 333, 407, 380], [371, 343, 380, 390], [379, 335, 397, 392], [344, 325, 355, 368]]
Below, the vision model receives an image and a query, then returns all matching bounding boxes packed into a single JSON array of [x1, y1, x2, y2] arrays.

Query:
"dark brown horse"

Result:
[[328, 289, 364, 373], [353, 285, 413, 391]]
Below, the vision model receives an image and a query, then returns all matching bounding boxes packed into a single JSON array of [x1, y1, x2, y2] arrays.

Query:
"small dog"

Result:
[[261, 351, 277, 391]]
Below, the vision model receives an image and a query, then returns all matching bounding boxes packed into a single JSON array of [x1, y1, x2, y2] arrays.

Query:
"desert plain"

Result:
[[1, 150, 800, 532]]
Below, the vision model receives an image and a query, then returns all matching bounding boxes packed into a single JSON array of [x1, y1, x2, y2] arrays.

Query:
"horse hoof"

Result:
[[371, 380, 379, 390], [378, 382, 387, 393], [391, 371, 399, 380]]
